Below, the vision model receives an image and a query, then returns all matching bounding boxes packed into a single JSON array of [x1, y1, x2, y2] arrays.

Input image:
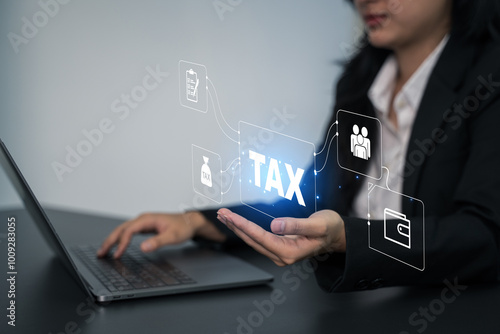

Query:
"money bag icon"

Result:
[[201, 156, 212, 187]]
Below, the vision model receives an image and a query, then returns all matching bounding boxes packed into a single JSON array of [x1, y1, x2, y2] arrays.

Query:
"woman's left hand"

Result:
[[217, 208, 346, 266]]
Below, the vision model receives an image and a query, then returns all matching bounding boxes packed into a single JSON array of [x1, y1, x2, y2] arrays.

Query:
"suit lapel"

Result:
[[402, 35, 477, 210]]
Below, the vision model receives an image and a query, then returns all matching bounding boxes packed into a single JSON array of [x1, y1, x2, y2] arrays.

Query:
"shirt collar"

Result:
[[368, 35, 450, 117]]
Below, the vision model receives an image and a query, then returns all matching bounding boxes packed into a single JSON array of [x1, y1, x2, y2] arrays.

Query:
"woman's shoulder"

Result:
[[472, 36, 500, 65], [461, 37, 500, 90]]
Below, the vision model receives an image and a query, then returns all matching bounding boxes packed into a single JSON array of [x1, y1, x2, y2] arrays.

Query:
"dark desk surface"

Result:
[[1, 207, 499, 334]]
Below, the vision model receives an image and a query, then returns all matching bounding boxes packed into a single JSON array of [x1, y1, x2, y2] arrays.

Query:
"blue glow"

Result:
[[239, 121, 316, 216]]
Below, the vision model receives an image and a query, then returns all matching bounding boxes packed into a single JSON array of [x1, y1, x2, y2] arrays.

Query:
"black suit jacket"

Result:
[[202, 33, 500, 292]]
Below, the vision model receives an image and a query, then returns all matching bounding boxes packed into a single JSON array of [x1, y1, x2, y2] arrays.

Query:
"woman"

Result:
[[98, 0, 500, 291]]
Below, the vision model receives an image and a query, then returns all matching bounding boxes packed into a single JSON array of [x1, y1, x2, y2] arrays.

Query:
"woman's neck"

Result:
[[393, 31, 448, 85], [394, 33, 446, 86], [388, 30, 449, 130]]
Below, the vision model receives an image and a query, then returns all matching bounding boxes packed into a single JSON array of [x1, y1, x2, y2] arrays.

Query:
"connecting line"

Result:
[[315, 121, 338, 156], [314, 133, 338, 174], [207, 77, 238, 134], [222, 157, 240, 173], [208, 90, 239, 144], [221, 162, 240, 195], [382, 166, 391, 190]]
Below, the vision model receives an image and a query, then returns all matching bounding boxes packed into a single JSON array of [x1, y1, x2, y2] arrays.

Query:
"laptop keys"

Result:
[[74, 245, 195, 292]]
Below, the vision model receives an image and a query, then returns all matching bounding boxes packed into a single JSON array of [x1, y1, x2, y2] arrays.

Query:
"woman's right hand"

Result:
[[96, 211, 226, 259]]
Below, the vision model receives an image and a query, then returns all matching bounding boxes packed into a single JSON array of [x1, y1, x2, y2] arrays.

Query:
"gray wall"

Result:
[[0, 0, 357, 218]]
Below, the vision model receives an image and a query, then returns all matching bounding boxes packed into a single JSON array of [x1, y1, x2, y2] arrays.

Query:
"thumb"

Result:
[[140, 234, 173, 253], [141, 236, 161, 253], [270, 216, 326, 237], [140, 228, 188, 252]]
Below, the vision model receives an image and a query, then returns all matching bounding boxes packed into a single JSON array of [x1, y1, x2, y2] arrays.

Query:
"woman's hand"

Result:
[[97, 211, 226, 258], [217, 208, 346, 266]]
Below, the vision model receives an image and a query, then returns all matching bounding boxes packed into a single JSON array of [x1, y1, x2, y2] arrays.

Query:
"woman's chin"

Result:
[[367, 33, 396, 50]]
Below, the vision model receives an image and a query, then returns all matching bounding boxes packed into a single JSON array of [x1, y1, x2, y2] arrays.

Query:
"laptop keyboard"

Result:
[[73, 245, 196, 292]]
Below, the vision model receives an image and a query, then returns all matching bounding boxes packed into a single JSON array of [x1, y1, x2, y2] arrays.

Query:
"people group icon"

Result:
[[350, 124, 371, 160]]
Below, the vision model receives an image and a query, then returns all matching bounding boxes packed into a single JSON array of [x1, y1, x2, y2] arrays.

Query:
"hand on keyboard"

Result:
[[97, 212, 226, 259]]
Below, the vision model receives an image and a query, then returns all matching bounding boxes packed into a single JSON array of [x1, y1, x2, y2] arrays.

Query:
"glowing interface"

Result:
[[239, 121, 316, 218], [179, 62, 426, 271], [368, 184, 425, 271]]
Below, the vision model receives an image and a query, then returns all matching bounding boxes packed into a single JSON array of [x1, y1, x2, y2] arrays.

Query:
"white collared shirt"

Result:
[[351, 35, 449, 219]]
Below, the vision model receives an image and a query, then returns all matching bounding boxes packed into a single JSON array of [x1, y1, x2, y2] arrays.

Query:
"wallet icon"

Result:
[[384, 208, 411, 249]]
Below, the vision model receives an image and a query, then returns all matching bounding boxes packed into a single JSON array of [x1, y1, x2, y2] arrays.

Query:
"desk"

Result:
[[1, 207, 499, 334]]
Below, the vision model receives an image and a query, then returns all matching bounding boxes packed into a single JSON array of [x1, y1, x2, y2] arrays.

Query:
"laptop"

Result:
[[0, 139, 273, 302]]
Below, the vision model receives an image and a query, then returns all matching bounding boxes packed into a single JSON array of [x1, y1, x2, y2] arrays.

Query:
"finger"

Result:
[[270, 216, 327, 237], [217, 209, 287, 265], [220, 209, 318, 262], [113, 217, 162, 258], [140, 229, 185, 253], [97, 223, 131, 257], [217, 211, 285, 265], [221, 209, 286, 249]]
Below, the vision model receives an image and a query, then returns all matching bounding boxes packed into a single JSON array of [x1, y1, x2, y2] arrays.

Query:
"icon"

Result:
[[238, 121, 317, 219], [201, 156, 212, 187], [192, 145, 222, 204], [351, 124, 371, 160], [337, 109, 382, 180], [186, 69, 199, 103], [248, 149, 306, 206], [384, 208, 411, 249], [367, 184, 425, 271], [179, 60, 208, 113]]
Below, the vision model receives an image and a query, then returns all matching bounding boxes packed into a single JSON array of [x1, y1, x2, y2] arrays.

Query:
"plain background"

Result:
[[0, 0, 357, 219]]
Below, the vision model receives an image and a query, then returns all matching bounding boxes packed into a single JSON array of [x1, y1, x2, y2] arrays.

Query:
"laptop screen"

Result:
[[0, 139, 91, 294]]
